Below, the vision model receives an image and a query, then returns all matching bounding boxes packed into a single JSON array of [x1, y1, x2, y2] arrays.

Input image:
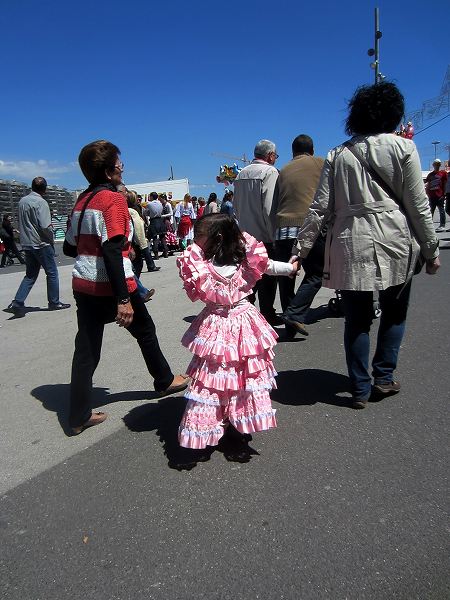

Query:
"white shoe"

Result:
[[435, 226, 445, 232]]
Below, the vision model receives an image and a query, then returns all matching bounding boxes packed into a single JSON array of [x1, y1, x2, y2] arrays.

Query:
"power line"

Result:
[[414, 113, 450, 136]]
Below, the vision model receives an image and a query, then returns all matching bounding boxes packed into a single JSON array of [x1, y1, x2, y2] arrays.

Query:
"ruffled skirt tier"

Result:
[[179, 301, 278, 449]]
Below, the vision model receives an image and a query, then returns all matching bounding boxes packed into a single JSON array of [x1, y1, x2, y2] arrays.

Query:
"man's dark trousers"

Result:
[[283, 233, 325, 325]]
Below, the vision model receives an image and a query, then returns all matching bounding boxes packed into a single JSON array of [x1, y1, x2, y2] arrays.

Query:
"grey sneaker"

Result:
[[436, 226, 445, 232], [372, 381, 401, 396]]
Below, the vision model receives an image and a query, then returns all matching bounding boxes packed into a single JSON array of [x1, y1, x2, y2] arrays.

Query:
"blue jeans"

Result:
[[14, 246, 60, 306], [135, 275, 150, 299], [341, 281, 412, 400]]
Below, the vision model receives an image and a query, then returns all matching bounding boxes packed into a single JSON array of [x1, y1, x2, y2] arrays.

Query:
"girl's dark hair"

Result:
[[194, 213, 246, 266], [78, 140, 120, 184], [345, 82, 405, 136], [207, 192, 217, 204]]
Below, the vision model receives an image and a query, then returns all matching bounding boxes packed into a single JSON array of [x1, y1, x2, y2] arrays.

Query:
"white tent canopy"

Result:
[[126, 178, 189, 203]]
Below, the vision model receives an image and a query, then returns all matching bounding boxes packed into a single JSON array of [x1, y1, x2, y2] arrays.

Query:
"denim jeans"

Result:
[[134, 275, 150, 299], [429, 197, 446, 227], [14, 245, 59, 306], [341, 281, 412, 400]]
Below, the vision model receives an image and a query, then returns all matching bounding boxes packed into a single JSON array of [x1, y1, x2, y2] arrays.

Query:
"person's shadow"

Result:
[[3, 306, 53, 320], [273, 369, 353, 408], [31, 384, 161, 436]]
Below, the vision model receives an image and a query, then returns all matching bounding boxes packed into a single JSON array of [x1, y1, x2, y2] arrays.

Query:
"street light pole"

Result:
[[374, 8, 380, 84], [368, 8, 384, 83]]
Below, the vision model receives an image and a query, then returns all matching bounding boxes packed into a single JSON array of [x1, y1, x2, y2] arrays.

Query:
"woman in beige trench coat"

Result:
[[294, 82, 440, 408]]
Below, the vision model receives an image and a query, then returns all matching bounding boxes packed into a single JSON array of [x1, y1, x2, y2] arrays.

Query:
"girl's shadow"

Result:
[[124, 398, 259, 471]]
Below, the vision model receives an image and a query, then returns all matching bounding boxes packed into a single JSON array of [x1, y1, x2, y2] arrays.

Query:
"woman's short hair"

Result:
[[78, 140, 120, 184], [345, 82, 405, 136]]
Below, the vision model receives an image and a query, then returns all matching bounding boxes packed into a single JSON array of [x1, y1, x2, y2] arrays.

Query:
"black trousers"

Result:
[[274, 238, 297, 312], [69, 291, 173, 427], [250, 242, 277, 320], [283, 234, 325, 323]]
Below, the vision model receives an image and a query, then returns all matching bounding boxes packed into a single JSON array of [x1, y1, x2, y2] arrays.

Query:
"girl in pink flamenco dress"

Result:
[[177, 213, 298, 451]]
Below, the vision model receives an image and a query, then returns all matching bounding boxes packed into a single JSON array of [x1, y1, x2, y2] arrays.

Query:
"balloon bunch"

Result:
[[216, 163, 241, 186]]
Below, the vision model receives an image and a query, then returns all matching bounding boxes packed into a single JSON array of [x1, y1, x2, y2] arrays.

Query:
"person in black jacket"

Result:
[[0, 214, 25, 267]]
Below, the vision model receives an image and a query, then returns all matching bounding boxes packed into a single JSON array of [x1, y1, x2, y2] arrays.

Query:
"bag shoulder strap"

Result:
[[343, 141, 402, 207], [76, 190, 98, 240]]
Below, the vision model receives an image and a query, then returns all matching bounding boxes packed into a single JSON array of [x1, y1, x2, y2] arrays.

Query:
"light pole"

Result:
[[432, 141, 440, 160], [368, 8, 385, 83]]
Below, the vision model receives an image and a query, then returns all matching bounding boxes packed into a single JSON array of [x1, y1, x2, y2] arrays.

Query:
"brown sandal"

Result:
[[71, 412, 107, 435], [158, 374, 190, 397]]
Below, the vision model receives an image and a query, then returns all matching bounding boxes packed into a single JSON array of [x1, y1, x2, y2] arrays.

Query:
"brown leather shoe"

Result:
[[283, 318, 309, 336], [143, 288, 155, 303]]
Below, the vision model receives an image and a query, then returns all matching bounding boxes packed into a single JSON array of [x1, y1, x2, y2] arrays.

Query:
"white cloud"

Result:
[[0, 159, 75, 180]]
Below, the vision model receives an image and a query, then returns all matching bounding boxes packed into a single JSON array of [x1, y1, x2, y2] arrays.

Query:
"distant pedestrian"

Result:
[[196, 197, 206, 218], [177, 213, 298, 457], [425, 159, 447, 232], [65, 140, 189, 435], [5, 178, 70, 317], [0, 214, 25, 267], [220, 190, 234, 217], [203, 193, 219, 215], [175, 194, 195, 249], [144, 192, 169, 259]]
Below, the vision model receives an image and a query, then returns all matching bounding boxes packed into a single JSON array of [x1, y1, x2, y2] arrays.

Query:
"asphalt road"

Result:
[[0, 233, 449, 600]]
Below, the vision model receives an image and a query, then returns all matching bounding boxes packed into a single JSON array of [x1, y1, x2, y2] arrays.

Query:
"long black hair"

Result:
[[194, 213, 246, 266]]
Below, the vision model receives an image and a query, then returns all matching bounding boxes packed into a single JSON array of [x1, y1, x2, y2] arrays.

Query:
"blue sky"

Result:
[[1, 0, 448, 192]]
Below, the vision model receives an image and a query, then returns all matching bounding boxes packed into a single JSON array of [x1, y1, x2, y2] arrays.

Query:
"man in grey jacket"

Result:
[[6, 177, 70, 317], [233, 139, 280, 325]]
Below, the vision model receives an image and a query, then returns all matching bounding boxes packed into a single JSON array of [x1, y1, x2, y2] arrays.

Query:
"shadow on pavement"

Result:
[[306, 303, 344, 324], [124, 397, 259, 471], [2, 306, 52, 320], [273, 369, 352, 408], [183, 315, 197, 323], [31, 384, 161, 435]]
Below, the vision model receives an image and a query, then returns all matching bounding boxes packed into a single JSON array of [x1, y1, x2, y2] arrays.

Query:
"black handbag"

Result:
[[344, 141, 426, 274]]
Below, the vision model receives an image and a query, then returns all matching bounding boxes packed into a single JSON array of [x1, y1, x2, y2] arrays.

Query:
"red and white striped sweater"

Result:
[[66, 189, 137, 296]]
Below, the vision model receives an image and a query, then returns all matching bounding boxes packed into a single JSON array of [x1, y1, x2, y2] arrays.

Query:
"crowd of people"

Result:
[[1, 81, 447, 463]]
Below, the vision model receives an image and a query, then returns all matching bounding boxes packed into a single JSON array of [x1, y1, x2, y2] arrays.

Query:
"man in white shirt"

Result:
[[233, 139, 280, 325]]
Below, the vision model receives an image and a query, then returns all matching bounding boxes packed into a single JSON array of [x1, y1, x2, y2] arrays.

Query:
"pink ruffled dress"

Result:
[[177, 233, 278, 449]]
